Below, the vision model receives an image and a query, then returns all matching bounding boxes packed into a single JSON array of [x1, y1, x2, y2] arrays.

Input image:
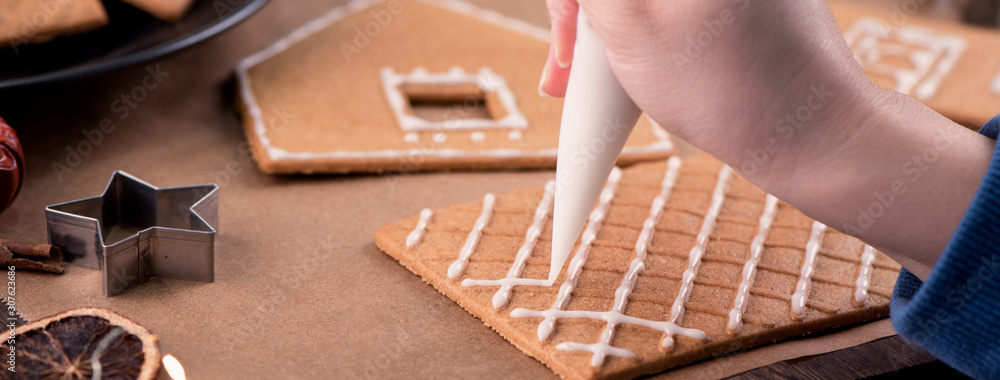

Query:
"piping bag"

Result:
[[549, 11, 643, 282]]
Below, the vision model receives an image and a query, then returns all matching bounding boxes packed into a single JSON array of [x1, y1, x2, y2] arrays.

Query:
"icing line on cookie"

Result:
[[462, 180, 556, 309], [585, 157, 683, 366], [447, 193, 496, 278], [556, 342, 635, 362], [234, 0, 673, 166], [726, 194, 779, 335], [430, 0, 550, 42], [854, 245, 876, 304], [844, 18, 965, 100], [406, 208, 433, 248], [791, 221, 827, 319], [533, 167, 622, 341], [663, 165, 732, 350], [511, 309, 707, 351]]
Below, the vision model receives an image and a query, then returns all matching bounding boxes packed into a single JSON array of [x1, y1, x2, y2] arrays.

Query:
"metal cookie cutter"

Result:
[[45, 171, 219, 296]]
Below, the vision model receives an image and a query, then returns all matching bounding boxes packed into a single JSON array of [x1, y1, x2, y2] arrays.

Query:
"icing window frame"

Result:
[[844, 18, 966, 101], [380, 67, 528, 131]]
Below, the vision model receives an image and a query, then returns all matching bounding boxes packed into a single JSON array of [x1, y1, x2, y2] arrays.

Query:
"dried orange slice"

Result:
[[1, 307, 160, 380]]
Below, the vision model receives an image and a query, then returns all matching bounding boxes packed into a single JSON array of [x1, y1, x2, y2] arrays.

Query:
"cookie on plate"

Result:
[[0, 0, 108, 48], [120, 0, 196, 21], [832, 0, 1000, 128], [375, 154, 901, 379], [235, 0, 673, 174]]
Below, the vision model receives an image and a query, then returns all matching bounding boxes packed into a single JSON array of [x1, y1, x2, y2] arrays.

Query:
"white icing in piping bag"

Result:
[[549, 12, 642, 282]]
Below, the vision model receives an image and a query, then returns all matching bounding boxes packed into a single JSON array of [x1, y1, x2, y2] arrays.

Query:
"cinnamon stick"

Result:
[[0, 245, 64, 274], [0, 238, 59, 258]]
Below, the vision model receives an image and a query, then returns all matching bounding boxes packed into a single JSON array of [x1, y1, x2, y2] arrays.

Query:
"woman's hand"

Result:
[[541, 0, 878, 168], [541, 0, 995, 280]]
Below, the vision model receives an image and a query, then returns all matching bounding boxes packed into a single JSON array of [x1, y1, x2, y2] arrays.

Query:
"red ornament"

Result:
[[0, 117, 25, 213]]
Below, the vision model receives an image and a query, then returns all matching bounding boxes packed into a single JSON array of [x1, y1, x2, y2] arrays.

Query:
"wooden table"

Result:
[[732, 335, 965, 379]]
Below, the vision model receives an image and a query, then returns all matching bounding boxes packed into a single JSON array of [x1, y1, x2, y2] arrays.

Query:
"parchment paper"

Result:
[[655, 319, 896, 379]]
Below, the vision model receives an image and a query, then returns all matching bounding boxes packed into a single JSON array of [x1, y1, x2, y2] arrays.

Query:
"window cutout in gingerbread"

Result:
[[381, 67, 527, 131]]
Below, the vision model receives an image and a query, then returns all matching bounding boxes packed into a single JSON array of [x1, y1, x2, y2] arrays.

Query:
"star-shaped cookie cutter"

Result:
[[45, 171, 219, 296]]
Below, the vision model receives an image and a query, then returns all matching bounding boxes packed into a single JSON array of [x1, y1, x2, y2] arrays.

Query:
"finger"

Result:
[[539, 43, 572, 98], [547, 0, 578, 68]]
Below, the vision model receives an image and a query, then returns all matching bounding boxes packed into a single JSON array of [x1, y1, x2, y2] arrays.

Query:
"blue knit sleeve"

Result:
[[891, 115, 1000, 379]]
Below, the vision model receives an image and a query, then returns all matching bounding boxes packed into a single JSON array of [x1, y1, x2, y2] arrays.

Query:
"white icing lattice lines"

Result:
[[530, 167, 623, 342], [661, 165, 732, 350], [383, 155, 902, 376], [446, 193, 496, 278], [511, 157, 709, 366], [791, 221, 828, 320], [855, 245, 878, 305], [462, 180, 556, 309], [405, 209, 433, 248], [726, 194, 779, 335], [845, 18, 966, 100]]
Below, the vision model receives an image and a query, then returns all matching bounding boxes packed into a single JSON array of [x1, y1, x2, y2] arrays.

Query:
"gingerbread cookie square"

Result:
[[831, 1, 1000, 127], [0, 0, 108, 48], [376, 154, 901, 379], [235, 0, 672, 174], [119, 0, 196, 21]]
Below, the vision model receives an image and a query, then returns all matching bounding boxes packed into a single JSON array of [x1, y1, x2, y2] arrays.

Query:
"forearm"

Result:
[[725, 86, 993, 280], [540, 0, 993, 279]]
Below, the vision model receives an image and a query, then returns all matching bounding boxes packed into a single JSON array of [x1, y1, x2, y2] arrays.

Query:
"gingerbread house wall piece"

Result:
[[235, 0, 673, 174], [832, 1, 1000, 128], [844, 18, 967, 100]]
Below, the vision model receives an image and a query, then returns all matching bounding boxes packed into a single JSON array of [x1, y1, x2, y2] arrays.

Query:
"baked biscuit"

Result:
[[832, 1, 1000, 127], [235, 0, 672, 174], [119, 0, 196, 21], [375, 154, 901, 379], [0, 0, 108, 48]]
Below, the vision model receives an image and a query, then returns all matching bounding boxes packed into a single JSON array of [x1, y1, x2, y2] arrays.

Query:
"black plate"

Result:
[[0, 0, 269, 90]]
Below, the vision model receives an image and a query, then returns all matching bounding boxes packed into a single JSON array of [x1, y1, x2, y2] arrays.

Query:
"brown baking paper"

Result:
[[652, 319, 896, 379], [0, 0, 902, 378]]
